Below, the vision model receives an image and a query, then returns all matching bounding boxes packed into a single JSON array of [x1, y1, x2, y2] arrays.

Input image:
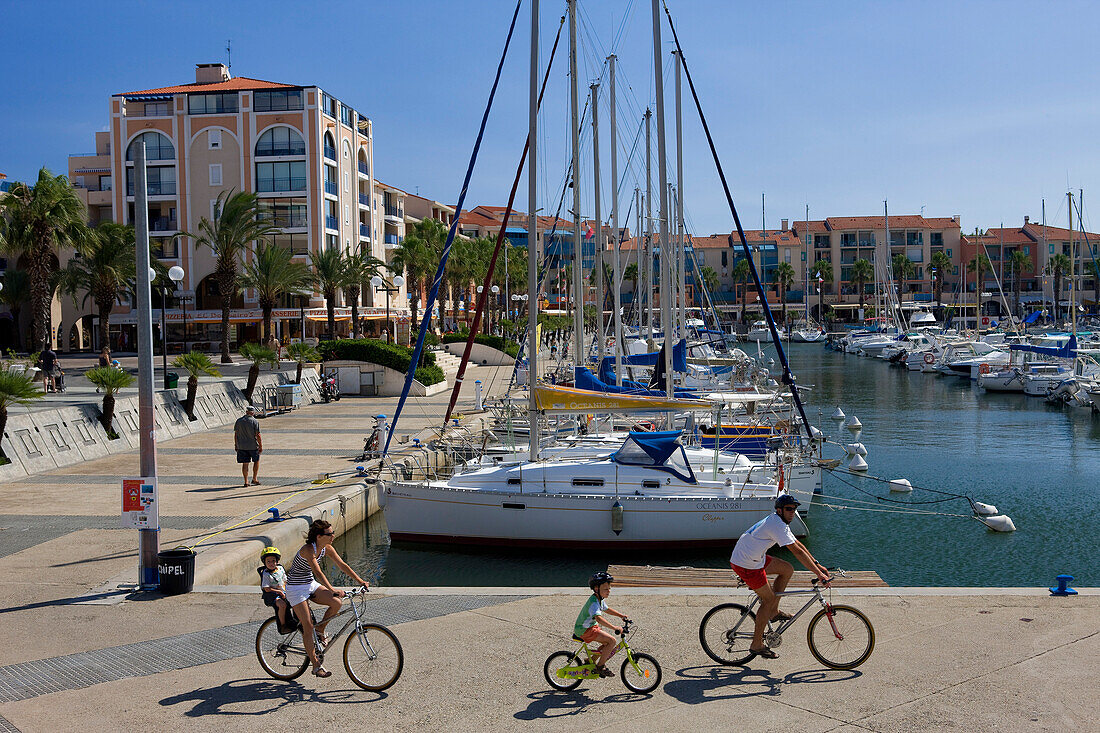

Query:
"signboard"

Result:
[[121, 477, 158, 529]]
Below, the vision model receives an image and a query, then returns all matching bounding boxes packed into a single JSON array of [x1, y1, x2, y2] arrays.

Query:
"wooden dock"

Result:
[[607, 564, 888, 588]]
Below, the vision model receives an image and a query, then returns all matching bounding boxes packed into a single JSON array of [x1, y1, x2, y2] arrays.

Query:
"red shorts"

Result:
[[579, 626, 606, 643], [731, 556, 775, 590]]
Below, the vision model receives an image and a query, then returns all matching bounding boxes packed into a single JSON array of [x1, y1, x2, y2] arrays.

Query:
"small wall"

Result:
[[444, 341, 516, 366]]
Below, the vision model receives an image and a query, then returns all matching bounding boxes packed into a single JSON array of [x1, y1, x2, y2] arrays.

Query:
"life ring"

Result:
[[923, 352, 935, 365], [979, 363, 991, 375]]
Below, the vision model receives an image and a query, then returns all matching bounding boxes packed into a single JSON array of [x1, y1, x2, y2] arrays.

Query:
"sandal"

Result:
[[750, 646, 778, 659], [771, 610, 794, 622], [311, 666, 332, 678], [316, 632, 329, 647]]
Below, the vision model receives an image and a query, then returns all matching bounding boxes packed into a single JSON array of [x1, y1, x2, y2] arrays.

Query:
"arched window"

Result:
[[323, 132, 336, 161], [126, 131, 175, 162], [255, 126, 305, 157]]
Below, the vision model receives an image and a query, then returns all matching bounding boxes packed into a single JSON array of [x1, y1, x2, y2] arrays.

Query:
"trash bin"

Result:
[[157, 547, 196, 595], [166, 372, 179, 389]]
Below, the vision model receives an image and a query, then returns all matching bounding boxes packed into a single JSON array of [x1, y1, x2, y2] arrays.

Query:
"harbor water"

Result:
[[333, 343, 1100, 587]]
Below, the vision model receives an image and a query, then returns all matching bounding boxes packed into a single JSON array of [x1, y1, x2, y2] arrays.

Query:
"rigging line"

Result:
[[662, 1, 815, 441], [812, 500, 983, 521], [381, 0, 522, 459], [609, 0, 636, 54], [824, 466, 970, 503]]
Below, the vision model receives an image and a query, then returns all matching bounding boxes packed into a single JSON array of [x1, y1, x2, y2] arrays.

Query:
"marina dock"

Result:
[[608, 564, 888, 588]]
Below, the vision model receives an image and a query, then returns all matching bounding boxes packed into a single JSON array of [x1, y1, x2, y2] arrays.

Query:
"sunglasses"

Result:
[[781, 506, 799, 511]]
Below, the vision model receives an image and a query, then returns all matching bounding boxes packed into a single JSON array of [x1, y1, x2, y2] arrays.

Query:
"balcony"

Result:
[[384, 204, 402, 218], [358, 161, 369, 176], [265, 213, 308, 229], [324, 181, 338, 196], [359, 224, 371, 239], [256, 143, 306, 157], [257, 177, 306, 193], [127, 182, 176, 197], [150, 216, 178, 232], [324, 146, 337, 161], [358, 192, 370, 207], [384, 234, 402, 247], [325, 216, 339, 231], [151, 239, 179, 259]]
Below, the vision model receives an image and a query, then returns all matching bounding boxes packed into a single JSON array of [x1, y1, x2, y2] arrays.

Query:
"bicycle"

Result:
[[255, 587, 404, 691], [543, 619, 662, 694], [698, 569, 875, 670]]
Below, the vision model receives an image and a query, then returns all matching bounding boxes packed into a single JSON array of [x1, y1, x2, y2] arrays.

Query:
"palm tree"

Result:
[[891, 254, 915, 301], [0, 270, 30, 351], [930, 251, 953, 308], [179, 190, 277, 363], [239, 342, 279, 403], [812, 259, 833, 323], [849, 258, 874, 312], [390, 237, 435, 336], [85, 366, 134, 437], [624, 262, 640, 294], [172, 351, 221, 420], [238, 241, 312, 344], [0, 369, 44, 461], [401, 218, 447, 330], [731, 258, 751, 323], [1048, 253, 1072, 322], [0, 168, 90, 349], [56, 222, 137, 355], [309, 247, 346, 340], [968, 253, 992, 327], [772, 261, 796, 323], [1007, 250, 1032, 318], [342, 247, 387, 338], [699, 265, 720, 296], [286, 341, 320, 385]]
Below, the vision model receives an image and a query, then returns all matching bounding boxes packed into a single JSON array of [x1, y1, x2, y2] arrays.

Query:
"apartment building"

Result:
[[65, 62, 406, 351]]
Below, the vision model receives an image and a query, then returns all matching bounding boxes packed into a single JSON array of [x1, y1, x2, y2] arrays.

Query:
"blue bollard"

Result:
[[267, 507, 282, 522], [1049, 574, 1078, 596]]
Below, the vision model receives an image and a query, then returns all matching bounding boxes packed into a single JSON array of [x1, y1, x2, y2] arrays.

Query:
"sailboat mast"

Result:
[[651, 0, 674, 399], [568, 0, 584, 362], [884, 199, 891, 329], [674, 49, 687, 337], [591, 81, 604, 361], [635, 187, 642, 336], [804, 204, 810, 323], [608, 54, 623, 386], [1069, 190, 1076, 333], [644, 108, 653, 343], [527, 0, 539, 460]]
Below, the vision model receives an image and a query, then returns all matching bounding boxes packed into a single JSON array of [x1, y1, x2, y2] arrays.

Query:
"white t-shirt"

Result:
[[573, 594, 608, 636], [729, 513, 796, 569], [261, 565, 287, 589]]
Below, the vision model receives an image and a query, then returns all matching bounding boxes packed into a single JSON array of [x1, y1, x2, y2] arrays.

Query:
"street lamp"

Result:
[[371, 274, 404, 342], [168, 266, 185, 358]]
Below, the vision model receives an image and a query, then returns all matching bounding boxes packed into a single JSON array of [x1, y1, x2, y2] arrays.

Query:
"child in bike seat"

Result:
[[258, 546, 290, 630], [574, 571, 629, 678]]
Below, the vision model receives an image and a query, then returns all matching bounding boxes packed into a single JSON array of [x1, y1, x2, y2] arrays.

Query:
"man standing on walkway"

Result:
[[234, 405, 262, 487]]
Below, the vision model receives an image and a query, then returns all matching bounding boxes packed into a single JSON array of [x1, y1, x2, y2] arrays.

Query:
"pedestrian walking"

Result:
[[234, 405, 263, 487], [37, 342, 59, 393]]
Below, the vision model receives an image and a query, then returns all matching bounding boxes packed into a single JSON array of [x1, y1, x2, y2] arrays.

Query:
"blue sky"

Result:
[[3, 1, 1100, 235]]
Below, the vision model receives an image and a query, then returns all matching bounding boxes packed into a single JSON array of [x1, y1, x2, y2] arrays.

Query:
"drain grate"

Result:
[[0, 714, 20, 733], [0, 595, 527, 703]]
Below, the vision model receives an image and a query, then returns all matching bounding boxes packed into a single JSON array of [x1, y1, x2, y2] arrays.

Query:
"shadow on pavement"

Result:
[[515, 688, 651, 720], [160, 678, 386, 716], [663, 664, 860, 704], [0, 588, 136, 614]]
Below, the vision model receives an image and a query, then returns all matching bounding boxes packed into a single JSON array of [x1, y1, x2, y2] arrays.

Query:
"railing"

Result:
[[256, 144, 306, 157], [324, 181, 338, 196], [385, 205, 402, 218], [358, 161, 369, 175], [257, 177, 307, 193], [127, 182, 176, 196], [152, 240, 179, 258], [324, 146, 337, 161], [151, 217, 178, 232], [326, 216, 339, 231], [359, 192, 370, 207], [265, 214, 308, 228], [384, 234, 402, 245], [360, 224, 371, 238]]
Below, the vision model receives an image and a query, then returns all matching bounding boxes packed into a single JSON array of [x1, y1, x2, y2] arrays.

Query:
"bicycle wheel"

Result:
[[806, 605, 875, 670], [255, 617, 310, 680], [621, 652, 662, 694], [344, 623, 404, 691], [543, 651, 584, 691], [699, 603, 757, 665]]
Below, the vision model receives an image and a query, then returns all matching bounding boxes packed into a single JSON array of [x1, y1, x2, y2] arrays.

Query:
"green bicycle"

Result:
[[543, 620, 662, 694]]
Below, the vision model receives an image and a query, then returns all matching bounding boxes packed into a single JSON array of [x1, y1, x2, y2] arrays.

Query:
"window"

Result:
[[255, 161, 306, 192], [857, 230, 875, 247], [126, 131, 175, 161], [841, 232, 857, 247], [946, 248, 952, 257], [326, 233, 338, 249], [259, 198, 308, 228], [188, 92, 238, 114], [343, 171, 349, 191], [1024, 246, 1030, 255], [142, 101, 171, 117], [253, 90, 304, 112], [784, 249, 791, 263], [208, 129, 221, 150], [209, 164, 222, 186], [273, 232, 309, 254], [814, 234, 830, 249], [255, 126, 305, 157], [126, 166, 176, 196], [930, 232, 943, 247], [99, 175, 112, 191], [340, 105, 355, 128], [321, 93, 337, 118], [344, 204, 349, 224]]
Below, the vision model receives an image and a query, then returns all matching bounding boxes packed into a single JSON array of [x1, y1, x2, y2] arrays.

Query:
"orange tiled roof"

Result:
[[120, 76, 298, 96], [1022, 222, 1100, 242]]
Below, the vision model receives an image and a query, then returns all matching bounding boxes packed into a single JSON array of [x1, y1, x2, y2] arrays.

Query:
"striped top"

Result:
[[286, 542, 326, 586]]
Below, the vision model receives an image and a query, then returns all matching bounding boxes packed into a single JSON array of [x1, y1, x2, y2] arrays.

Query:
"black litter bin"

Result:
[[157, 547, 196, 595], [166, 372, 179, 389]]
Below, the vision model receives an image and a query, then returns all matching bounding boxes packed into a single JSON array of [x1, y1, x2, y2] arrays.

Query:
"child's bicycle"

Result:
[[543, 620, 662, 694]]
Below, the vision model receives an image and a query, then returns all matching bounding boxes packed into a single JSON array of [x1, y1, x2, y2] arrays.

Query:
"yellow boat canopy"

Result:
[[533, 383, 711, 414]]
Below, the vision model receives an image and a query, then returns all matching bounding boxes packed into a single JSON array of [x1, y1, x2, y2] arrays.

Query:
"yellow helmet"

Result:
[[260, 546, 281, 561]]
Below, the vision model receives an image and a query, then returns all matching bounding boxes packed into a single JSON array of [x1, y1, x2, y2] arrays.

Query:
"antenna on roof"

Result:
[[226, 39, 232, 73]]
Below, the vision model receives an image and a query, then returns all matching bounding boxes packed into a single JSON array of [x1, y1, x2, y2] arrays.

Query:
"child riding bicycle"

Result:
[[574, 571, 630, 677]]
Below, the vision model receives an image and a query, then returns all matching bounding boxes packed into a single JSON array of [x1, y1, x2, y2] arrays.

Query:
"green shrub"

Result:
[[318, 339, 443, 386], [440, 333, 520, 358]]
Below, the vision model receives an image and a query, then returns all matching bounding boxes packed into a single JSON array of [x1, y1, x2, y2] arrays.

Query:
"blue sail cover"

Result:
[[575, 367, 699, 398], [1023, 310, 1042, 325], [602, 340, 688, 370], [611, 430, 695, 483], [1010, 334, 1077, 359]]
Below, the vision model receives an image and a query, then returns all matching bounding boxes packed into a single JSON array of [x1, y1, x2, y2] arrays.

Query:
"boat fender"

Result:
[[844, 443, 867, 457], [809, 426, 824, 442], [888, 478, 912, 493], [924, 352, 935, 365], [611, 500, 624, 535], [848, 455, 868, 471], [831, 406, 846, 420], [971, 501, 998, 516], [376, 480, 388, 508], [846, 416, 863, 430], [980, 514, 1016, 532]]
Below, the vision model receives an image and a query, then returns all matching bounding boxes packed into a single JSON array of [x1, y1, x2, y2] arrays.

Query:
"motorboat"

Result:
[[744, 320, 771, 342]]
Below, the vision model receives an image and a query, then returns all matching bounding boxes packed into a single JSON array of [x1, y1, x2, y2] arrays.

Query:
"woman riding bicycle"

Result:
[[285, 519, 370, 678]]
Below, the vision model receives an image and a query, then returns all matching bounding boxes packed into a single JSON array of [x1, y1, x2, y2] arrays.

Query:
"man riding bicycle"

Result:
[[729, 494, 830, 659]]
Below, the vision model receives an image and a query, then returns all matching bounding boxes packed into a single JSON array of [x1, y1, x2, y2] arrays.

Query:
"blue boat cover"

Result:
[[600, 340, 687, 370], [576, 367, 699, 398], [1023, 311, 1042, 325], [1010, 334, 1076, 358], [612, 430, 695, 483]]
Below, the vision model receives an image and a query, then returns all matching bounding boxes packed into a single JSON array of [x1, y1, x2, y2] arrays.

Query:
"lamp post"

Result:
[[148, 267, 170, 390], [167, 265, 184, 370], [371, 274, 404, 342], [510, 293, 528, 337]]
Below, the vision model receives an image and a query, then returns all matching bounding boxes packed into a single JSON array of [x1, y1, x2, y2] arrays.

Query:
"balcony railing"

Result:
[[325, 216, 339, 231], [384, 205, 402, 218], [359, 224, 371, 239], [257, 177, 307, 193], [151, 240, 179, 258], [127, 182, 176, 196], [324, 181, 338, 196], [264, 214, 308, 229], [384, 234, 402, 245], [358, 192, 370, 207], [256, 144, 306, 157], [151, 217, 178, 232], [358, 161, 369, 175], [323, 146, 337, 161]]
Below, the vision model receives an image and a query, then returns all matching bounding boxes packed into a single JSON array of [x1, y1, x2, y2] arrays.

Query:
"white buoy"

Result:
[[831, 406, 846, 420], [848, 454, 868, 471], [972, 502, 998, 516], [981, 514, 1016, 532], [846, 416, 862, 430], [889, 478, 913, 493], [809, 426, 824, 442], [843, 442, 866, 457], [768, 358, 775, 366]]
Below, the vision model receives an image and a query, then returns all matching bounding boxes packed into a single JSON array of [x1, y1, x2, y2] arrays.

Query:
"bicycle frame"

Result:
[[562, 624, 644, 679], [735, 585, 843, 640], [275, 589, 374, 660]]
